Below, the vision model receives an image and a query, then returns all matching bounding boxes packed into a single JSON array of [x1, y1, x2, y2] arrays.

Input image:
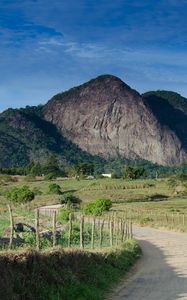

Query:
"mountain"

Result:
[[1, 75, 187, 168], [43, 75, 187, 166]]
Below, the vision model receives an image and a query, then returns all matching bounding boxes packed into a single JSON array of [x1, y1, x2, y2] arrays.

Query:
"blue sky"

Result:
[[1, 0, 187, 111]]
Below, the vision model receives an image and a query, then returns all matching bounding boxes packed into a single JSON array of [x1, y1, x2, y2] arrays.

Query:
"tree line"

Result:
[[1, 154, 187, 179]]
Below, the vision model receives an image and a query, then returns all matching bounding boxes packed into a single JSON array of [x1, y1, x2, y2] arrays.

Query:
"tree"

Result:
[[60, 193, 81, 206], [74, 162, 94, 177], [44, 154, 60, 175], [124, 166, 146, 180], [7, 186, 35, 203], [25, 162, 35, 175], [48, 183, 62, 195], [29, 162, 43, 176]]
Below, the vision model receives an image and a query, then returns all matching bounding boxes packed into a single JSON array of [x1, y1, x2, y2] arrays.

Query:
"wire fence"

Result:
[[3, 205, 133, 251]]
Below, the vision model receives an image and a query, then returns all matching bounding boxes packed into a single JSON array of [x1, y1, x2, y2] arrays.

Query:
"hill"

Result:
[[143, 91, 187, 149], [0, 107, 103, 168]]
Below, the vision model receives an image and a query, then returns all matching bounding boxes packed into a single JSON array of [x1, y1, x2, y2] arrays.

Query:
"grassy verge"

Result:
[[0, 240, 141, 300]]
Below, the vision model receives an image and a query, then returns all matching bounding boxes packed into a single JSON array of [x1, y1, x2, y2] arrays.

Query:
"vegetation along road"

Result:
[[109, 226, 187, 300]]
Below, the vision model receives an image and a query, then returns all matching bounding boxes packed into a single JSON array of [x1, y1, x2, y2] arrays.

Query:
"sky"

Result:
[[0, 0, 187, 111]]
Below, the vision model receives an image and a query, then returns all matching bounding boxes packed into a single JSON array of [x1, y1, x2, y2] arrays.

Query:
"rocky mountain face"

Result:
[[1, 74, 187, 168], [43, 75, 187, 166]]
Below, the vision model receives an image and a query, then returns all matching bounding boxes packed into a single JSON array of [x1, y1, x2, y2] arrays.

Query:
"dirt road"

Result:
[[108, 226, 187, 300]]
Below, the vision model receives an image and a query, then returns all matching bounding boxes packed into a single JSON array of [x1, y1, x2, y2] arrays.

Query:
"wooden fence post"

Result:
[[80, 216, 84, 249], [165, 214, 168, 224], [126, 222, 129, 239], [120, 219, 123, 242], [110, 220, 113, 247], [122, 221, 125, 242], [172, 213, 174, 226], [52, 211, 57, 247], [68, 213, 72, 248], [130, 221, 133, 239], [91, 218, 95, 249], [107, 216, 110, 229], [99, 220, 104, 249], [7, 205, 14, 249], [35, 209, 40, 251], [115, 219, 119, 246]]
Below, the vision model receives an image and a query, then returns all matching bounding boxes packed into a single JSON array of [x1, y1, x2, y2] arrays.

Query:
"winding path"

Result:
[[108, 226, 187, 300]]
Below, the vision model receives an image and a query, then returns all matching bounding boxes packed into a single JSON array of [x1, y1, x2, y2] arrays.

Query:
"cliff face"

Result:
[[43, 75, 187, 166]]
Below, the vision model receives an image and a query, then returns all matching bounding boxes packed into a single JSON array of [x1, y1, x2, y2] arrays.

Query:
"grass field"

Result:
[[0, 176, 187, 238]]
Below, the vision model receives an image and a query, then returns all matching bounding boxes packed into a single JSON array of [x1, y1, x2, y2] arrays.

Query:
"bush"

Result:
[[83, 202, 98, 215], [48, 183, 62, 195], [58, 208, 72, 222], [95, 198, 112, 211], [83, 198, 112, 216], [60, 193, 81, 206], [7, 185, 35, 203]]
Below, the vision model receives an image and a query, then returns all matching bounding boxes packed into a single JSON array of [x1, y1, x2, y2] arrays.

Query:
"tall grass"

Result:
[[0, 240, 141, 300]]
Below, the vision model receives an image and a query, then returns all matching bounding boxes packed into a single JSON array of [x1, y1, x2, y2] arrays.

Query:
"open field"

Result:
[[0, 176, 187, 241]]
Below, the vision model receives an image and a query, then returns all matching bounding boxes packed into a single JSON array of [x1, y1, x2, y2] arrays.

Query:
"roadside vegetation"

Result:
[[0, 240, 141, 300]]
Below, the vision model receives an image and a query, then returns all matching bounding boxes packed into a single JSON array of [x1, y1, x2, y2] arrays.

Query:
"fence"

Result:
[[5, 205, 133, 251], [114, 208, 187, 232]]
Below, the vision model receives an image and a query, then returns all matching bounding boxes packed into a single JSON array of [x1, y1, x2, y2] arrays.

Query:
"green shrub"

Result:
[[83, 198, 112, 216], [60, 193, 81, 206], [95, 198, 112, 211], [23, 232, 35, 246], [58, 208, 72, 222], [7, 185, 35, 203], [83, 202, 98, 215], [48, 183, 62, 195]]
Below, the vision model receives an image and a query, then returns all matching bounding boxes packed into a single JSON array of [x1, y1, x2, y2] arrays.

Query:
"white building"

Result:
[[102, 173, 112, 178]]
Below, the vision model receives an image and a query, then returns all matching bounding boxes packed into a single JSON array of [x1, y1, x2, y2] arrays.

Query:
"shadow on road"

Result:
[[110, 239, 187, 300]]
